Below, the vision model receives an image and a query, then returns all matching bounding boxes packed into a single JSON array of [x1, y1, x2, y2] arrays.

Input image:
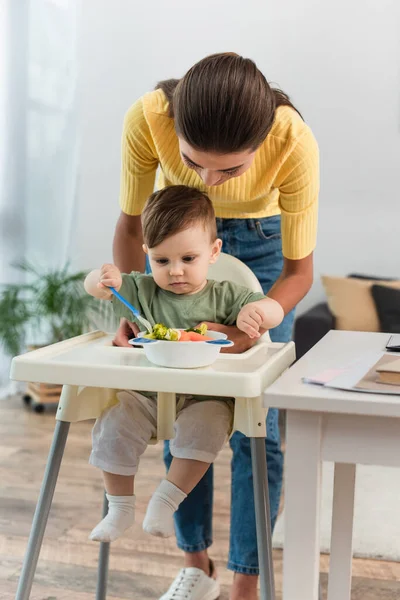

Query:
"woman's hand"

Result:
[[197, 322, 258, 354], [112, 318, 140, 347]]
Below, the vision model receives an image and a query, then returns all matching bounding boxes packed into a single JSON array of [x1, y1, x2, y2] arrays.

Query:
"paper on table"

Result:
[[303, 368, 349, 386], [302, 351, 380, 387], [325, 352, 400, 395], [303, 350, 400, 396]]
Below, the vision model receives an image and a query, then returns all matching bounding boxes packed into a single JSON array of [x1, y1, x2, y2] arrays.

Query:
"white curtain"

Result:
[[25, 0, 80, 267], [0, 0, 79, 391]]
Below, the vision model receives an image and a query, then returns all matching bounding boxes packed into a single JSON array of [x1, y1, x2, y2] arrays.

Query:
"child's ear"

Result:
[[209, 238, 222, 264], [142, 244, 149, 255]]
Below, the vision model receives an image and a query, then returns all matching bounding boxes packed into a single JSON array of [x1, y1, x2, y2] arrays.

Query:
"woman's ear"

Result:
[[209, 238, 222, 264], [142, 244, 149, 255]]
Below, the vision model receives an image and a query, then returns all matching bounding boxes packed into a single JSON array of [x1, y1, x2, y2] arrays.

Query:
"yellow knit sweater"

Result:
[[120, 89, 319, 259]]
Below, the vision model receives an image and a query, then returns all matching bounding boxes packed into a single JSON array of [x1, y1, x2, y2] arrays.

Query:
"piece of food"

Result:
[[164, 328, 180, 341], [178, 331, 191, 342], [144, 323, 181, 341], [143, 322, 210, 341], [152, 323, 168, 339], [179, 331, 212, 342], [185, 323, 208, 335]]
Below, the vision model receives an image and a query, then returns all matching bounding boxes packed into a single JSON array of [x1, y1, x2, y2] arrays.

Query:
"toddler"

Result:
[[84, 185, 284, 543]]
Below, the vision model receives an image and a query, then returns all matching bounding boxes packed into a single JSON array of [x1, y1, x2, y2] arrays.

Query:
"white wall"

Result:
[[73, 0, 400, 313]]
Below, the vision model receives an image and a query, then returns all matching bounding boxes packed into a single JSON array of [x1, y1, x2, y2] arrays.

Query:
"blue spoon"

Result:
[[109, 287, 152, 333]]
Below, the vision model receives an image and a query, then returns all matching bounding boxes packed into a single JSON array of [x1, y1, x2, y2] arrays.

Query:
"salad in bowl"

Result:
[[130, 323, 234, 369]]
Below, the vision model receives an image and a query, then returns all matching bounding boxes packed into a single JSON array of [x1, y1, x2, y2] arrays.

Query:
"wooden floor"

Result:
[[1, 395, 400, 599]]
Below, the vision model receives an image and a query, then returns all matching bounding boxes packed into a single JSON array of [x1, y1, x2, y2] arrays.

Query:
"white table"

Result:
[[10, 331, 295, 600], [265, 330, 400, 600]]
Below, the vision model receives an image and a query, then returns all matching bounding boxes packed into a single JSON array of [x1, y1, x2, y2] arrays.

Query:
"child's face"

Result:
[[143, 225, 222, 295]]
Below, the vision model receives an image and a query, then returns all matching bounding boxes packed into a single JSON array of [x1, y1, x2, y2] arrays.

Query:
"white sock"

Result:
[[143, 479, 187, 538], [89, 493, 136, 542]]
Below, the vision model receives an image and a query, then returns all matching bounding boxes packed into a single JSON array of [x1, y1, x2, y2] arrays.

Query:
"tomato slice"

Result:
[[178, 331, 191, 341], [177, 331, 212, 342]]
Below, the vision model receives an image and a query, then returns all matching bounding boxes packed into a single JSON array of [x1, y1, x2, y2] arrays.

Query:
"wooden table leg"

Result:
[[283, 410, 323, 600], [327, 463, 356, 600]]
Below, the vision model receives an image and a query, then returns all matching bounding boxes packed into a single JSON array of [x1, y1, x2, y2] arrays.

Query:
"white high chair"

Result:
[[10, 253, 295, 600]]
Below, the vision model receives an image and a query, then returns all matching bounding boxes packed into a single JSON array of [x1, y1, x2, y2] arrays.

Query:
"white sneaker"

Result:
[[160, 566, 220, 600]]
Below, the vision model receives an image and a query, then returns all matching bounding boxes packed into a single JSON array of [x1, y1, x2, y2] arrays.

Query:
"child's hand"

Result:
[[237, 299, 284, 339], [97, 264, 122, 293], [237, 304, 266, 339]]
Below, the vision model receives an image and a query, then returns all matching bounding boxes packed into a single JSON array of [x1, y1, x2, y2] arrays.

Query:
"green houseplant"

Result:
[[0, 261, 96, 410]]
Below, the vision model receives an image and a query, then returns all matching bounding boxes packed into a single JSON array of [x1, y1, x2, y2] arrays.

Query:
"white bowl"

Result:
[[129, 329, 233, 369]]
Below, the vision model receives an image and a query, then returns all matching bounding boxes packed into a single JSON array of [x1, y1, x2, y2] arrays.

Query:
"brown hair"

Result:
[[156, 52, 303, 153], [141, 185, 217, 248]]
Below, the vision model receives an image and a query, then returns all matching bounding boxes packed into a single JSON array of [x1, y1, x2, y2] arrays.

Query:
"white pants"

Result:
[[89, 391, 233, 476]]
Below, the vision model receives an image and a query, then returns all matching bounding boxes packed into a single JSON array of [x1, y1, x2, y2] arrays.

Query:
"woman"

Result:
[[112, 53, 319, 600]]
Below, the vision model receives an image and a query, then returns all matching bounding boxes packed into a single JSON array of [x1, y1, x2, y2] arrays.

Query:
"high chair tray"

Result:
[[11, 331, 295, 398]]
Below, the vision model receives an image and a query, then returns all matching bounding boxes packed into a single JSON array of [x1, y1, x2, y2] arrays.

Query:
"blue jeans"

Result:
[[163, 215, 295, 575]]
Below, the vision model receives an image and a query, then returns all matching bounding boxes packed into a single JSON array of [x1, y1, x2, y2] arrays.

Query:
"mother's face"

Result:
[[178, 138, 256, 187]]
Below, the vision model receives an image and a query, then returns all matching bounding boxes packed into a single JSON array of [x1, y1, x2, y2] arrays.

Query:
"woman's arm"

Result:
[[113, 212, 146, 273], [112, 98, 158, 345], [235, 254, 312, 339], [197, 322, 258, 354], [267, 253, 313, 313], [203, 253, 313, 351], [114, 98, 158, 273]]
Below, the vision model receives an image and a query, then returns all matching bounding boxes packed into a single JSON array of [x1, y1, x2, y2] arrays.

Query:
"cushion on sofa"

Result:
[[371, 285, 400, 333], [321, 276, 400, 332]]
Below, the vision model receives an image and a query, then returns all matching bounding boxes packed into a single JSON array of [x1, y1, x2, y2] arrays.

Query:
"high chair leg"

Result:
[[15, 420, 70, 600], [157, 392, 176, 440], [250, 437, 275, 600], [96, 493, 110, 600]]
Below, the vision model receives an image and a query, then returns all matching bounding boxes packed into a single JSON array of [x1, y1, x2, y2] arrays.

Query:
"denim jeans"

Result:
[[163, 215, 295, 575]]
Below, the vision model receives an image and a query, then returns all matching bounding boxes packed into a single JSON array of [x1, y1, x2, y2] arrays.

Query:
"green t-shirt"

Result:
[[112, 272, 265, 330]]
